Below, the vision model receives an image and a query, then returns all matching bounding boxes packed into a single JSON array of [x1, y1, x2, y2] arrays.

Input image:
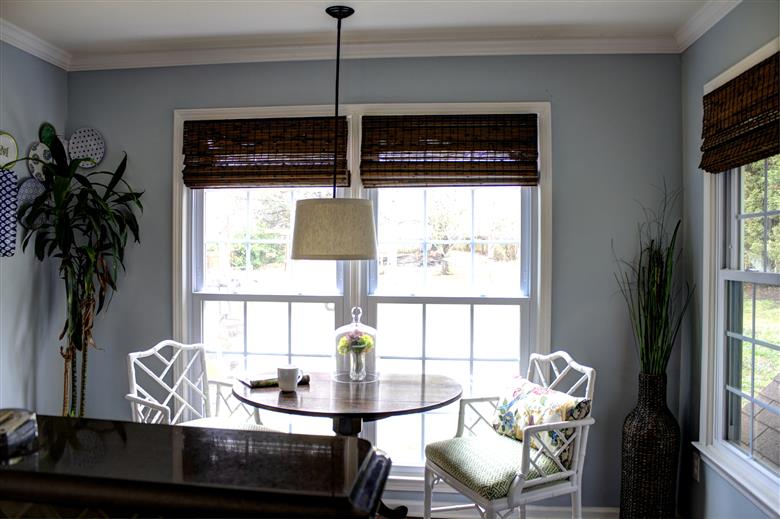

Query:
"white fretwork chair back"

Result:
[[125, 340, 263, 428], [527, 351, 595, 401], [425, 351, 596, 519]]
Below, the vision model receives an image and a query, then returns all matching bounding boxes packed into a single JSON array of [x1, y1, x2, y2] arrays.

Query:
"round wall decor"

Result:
[[68, 127, 105, 168], [27, 141, 53, 181], [0, 131, 19, 167]]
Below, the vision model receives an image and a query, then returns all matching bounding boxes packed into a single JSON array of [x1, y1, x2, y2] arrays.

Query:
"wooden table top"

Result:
[[232, 372, 463, 422]]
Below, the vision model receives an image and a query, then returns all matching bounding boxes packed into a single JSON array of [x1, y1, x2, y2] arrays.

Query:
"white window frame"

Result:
[[172, 101, 552, 488], [694, 38, 780, 516]]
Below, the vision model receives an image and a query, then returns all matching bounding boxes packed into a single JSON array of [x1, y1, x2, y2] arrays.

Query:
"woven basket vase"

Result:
[[620, 373, 680, 518]]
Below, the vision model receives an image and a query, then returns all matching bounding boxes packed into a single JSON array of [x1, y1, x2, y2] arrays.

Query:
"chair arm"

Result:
[[516, 417, 595, 485], [125, 394, 171, 425], [521, 416, 595, 435], [456, 396, 500, 437]]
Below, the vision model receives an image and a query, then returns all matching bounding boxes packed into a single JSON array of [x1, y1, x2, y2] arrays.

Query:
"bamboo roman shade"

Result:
[[360, 114, 539, 187], [700, 52, 779, 174], [182, 117, 349, 188]]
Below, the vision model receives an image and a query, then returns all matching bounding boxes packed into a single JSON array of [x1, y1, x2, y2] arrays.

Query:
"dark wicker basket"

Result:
[[620, 373, 680, 518]]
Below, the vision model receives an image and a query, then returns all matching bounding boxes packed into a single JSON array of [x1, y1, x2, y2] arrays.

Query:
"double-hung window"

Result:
[[697, 46, 779, 513], [719, 156, 780, 475], [176, 104, 551, 468]]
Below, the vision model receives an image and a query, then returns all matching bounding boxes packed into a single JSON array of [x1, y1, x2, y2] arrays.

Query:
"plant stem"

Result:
[[79, 345, 88, 417], [62, 351, 69, 416], [70, 346, 77, 416]]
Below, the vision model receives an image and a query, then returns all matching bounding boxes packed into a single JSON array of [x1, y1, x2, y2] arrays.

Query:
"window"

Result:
[[368, 186, 534, 466], [697, 44, 779, 514], [193, 186, 342, 436], [175, 103, 551, 473], [720, 156, 780, 475]]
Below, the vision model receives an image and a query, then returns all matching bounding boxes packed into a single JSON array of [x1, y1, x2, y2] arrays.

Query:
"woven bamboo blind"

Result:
[[359, 114, 539, 188], [700, 52, 779, 173], [182, 117, 349, 188]]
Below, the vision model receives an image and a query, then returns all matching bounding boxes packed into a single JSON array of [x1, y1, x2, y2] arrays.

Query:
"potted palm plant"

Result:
[[16, 123, 143, 417], [615, 190, 693, 518]]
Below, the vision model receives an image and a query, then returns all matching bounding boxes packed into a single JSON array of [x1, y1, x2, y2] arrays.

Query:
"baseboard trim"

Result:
[[381, 499, 619, 518]]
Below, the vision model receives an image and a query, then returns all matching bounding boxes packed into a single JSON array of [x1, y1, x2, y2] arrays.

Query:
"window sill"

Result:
[[693, 441, 780, 516]]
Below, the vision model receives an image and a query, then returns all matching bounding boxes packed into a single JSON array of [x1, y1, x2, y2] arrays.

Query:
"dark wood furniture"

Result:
[[0, 415, 390, 518], [232, 372, 463, 436], [233, 372, 463, 519]]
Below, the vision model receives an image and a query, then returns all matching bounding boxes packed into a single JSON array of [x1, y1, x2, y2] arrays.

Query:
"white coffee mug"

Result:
[[278, 365, 302, 392]]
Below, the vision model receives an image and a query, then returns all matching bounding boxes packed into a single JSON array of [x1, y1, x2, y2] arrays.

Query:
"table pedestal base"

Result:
[[333, 417, 362, 436], [332, 417, 407, 519]]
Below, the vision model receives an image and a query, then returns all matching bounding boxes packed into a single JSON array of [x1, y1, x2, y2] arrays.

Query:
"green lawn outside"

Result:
[[742, 297, 780, 395]]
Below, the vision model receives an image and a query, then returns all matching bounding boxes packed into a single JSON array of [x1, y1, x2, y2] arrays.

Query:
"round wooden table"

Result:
[[233, 372, 462, 519], [232, 372, 463, 436]]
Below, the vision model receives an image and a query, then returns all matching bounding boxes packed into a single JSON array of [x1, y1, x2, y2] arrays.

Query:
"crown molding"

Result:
[[675, 0, 741, 52], [1, 2, 745, 73], [0, 18, 71, 70], [68, 35, 679, 72]]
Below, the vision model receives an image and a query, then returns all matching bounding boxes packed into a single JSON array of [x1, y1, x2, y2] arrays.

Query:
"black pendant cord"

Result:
[[332, 15, 342, 199]]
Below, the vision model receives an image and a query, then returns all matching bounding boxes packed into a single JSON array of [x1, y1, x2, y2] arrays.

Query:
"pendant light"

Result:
[[291, 5, 377, 260]]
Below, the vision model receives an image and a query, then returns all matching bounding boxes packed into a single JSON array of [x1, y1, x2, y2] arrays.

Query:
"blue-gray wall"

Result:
[[7, 3, 776, 509], [63, 52, 682, 508], [680, 1, 779, 518], [0, 42, 66, 410]]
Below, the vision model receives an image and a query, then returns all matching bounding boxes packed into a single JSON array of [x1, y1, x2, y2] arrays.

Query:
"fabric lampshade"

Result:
[[291, 198, 377, 260]]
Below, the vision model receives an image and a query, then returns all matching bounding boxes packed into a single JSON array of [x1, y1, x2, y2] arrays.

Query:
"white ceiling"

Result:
[[0, 1, 742, 71]]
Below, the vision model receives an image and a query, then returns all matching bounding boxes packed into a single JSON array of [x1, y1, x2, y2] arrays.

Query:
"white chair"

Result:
[[424, 351, 596, 519], [125, 340, 272, 431]]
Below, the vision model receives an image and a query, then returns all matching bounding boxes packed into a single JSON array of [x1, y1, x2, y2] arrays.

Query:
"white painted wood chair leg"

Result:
[[571, 489, 582, 519], [423, 467, 433, 519], [518, 503, 526, 519], [484, 508, 497, 519]]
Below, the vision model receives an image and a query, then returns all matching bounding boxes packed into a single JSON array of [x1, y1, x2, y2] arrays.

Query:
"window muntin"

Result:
[[721, 155, 780, 476]]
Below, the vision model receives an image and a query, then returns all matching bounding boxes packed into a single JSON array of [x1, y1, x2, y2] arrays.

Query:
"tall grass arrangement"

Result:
[[615, 190, 694, 375]]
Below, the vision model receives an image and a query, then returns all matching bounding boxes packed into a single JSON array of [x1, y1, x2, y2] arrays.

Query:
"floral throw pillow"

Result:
[[492, 376, 591, 468]]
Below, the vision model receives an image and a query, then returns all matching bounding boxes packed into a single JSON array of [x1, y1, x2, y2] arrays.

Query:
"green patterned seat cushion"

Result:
[[181, 417, 276, 432], [425, 433, 560, 501]]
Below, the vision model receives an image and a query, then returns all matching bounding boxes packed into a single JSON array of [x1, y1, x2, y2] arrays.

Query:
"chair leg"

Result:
[[571, 489, 582, 519], [518, 503, 527, 519], [423, 467, 433, 519]]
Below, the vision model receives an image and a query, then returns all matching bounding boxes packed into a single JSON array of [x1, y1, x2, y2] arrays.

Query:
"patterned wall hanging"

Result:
[[68, 127, 105, 168], [0, 131, 19, 167], [27, 141, 53, 181], [17, 177, 46, 228], [0, 168, 18, 256]]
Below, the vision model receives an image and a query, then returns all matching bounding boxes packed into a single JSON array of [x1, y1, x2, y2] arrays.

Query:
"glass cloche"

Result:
[[334, 307, 377, 383]]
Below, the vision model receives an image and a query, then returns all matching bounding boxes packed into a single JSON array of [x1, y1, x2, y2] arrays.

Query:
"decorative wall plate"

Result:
[[68, 127, 105, 168], [0, 168, 18, 256], [0, 131, 19, 167], [17, 177, 46, 227], [27, 141, 53, 181], [17, 177, 45, 207]]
